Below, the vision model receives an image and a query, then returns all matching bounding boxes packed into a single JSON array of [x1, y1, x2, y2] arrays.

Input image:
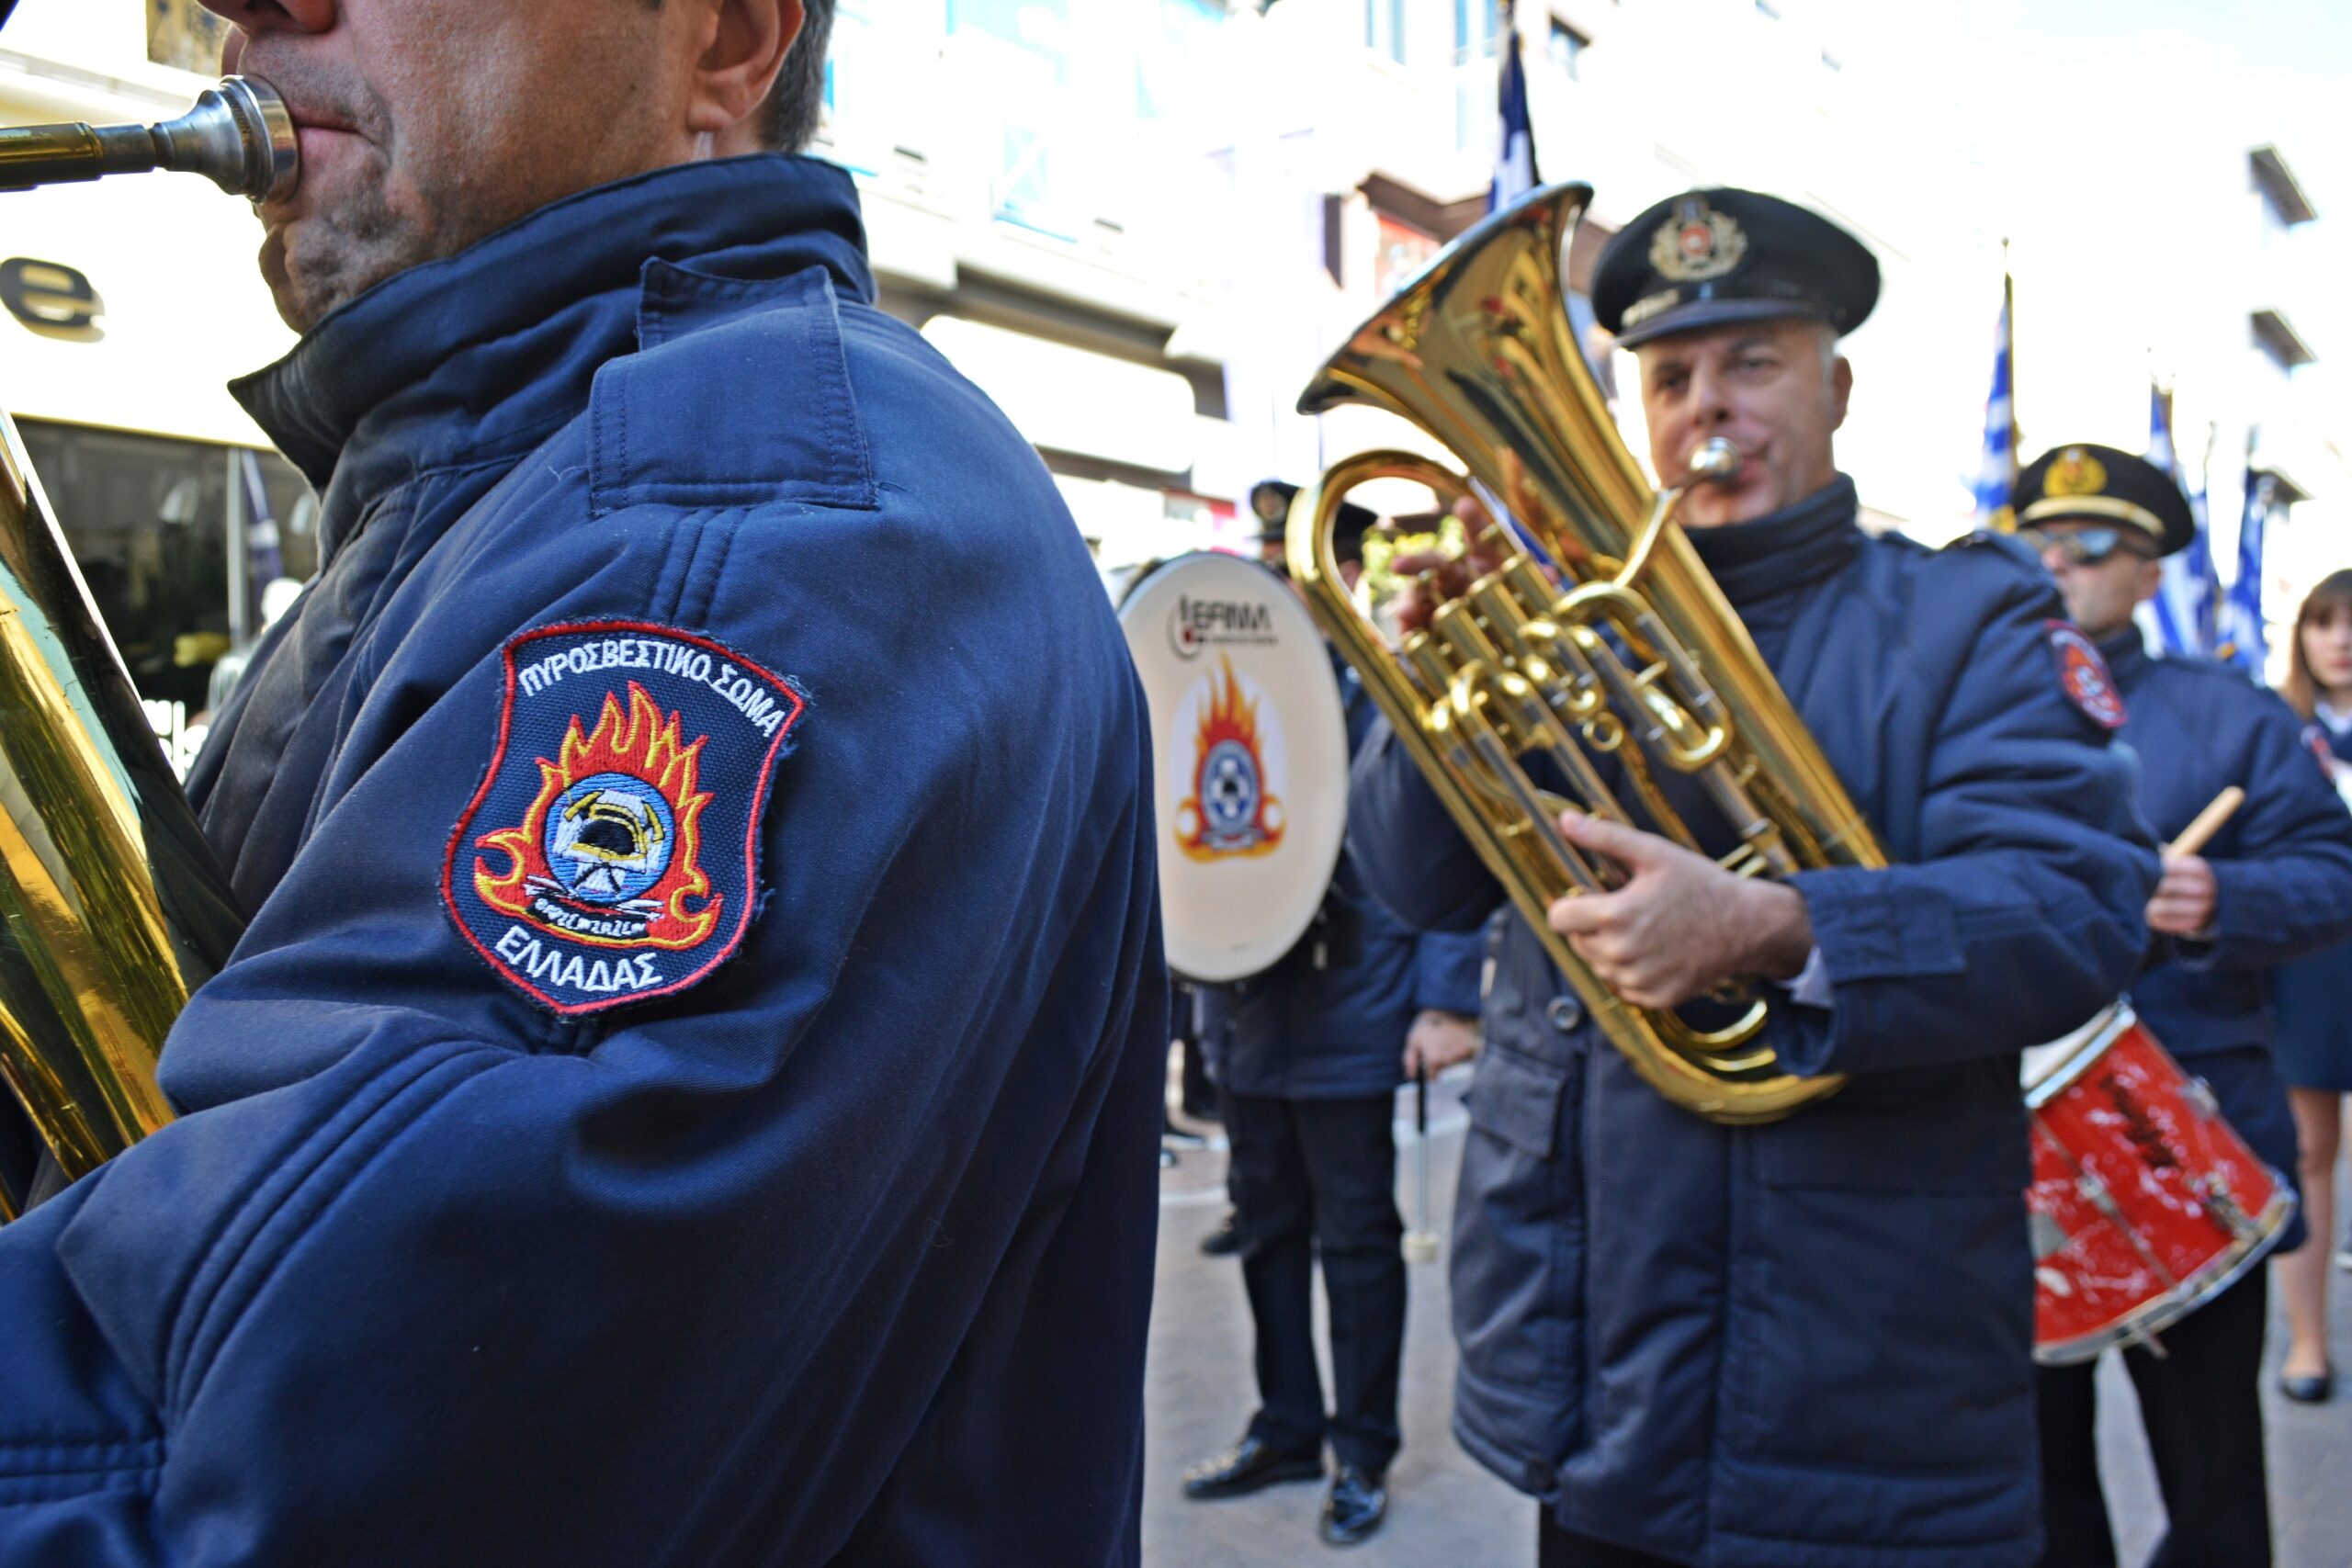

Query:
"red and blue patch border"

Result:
[[442, 618, 806, 1016]]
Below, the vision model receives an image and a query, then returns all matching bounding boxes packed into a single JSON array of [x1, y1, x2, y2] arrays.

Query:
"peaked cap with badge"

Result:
[[1251, 478, 1378, 551], [2015, 442, 2199, 558], [1591, 187, 1882, 348]]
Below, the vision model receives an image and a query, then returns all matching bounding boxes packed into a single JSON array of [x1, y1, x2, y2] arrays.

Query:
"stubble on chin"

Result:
[[256, 191, 429, 335]]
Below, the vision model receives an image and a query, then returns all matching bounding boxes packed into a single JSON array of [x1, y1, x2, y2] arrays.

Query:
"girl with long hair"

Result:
[[2273, 567, 2352, 1402]]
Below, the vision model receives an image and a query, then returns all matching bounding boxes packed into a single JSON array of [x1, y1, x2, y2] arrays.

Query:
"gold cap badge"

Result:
[[1650, 196, 1747, 283], [2045, 447, 2109, 499]]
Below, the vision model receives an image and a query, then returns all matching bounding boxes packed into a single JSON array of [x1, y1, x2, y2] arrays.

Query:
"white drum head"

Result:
[[2021, 1001, 2130, 1103], [1119, 554, 1351, 984]]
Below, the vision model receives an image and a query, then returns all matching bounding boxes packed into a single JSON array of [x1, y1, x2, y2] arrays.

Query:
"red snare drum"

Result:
[[2023, 1003, 2295, 1365]]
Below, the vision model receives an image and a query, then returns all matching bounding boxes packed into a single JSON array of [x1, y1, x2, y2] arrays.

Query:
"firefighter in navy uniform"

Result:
[[1348, 190, 2156, 1568], [2015, 443, 2352, 1568], [0, 2, 1167, 1563], [1181, 484, 1484, 1549]]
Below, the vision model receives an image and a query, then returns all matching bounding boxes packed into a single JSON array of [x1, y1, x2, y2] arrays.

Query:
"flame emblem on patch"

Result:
[[1174, 653, 1285, 861], [474, 682, 719, 947]]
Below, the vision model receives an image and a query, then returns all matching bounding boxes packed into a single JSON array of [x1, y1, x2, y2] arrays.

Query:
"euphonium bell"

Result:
[[1284, 182, 1885, 1124]]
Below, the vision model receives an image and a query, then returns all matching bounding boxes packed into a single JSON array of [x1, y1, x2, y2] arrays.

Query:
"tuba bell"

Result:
[[0, 79, 286, 1211], [1285, 182, 1885, 1124]]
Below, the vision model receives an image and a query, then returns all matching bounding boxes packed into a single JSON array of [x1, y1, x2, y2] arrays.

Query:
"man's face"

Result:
[[203, 0, 741, 332], [1633, 316, 1852, 528], [2030, 521, 2163, 640]]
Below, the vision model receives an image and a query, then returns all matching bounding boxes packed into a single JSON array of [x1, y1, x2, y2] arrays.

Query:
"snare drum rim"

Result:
[[2022, 1001, 2135, 1109], [2032, 1176, 2298, 1366]]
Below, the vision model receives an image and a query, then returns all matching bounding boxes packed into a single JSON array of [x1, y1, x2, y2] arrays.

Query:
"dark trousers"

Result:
[[1538, 1510, 1687, 1567], [2036, 1269, 2273, 1568], [1224, 1091, 1403, 1473]]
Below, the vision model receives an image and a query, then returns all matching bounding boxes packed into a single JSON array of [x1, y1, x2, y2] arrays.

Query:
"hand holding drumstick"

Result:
[[2146, 786, 2244, 940]]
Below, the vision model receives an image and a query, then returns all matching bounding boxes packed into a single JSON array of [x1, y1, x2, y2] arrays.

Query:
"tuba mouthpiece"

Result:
[[1689, 438, 1744, 484], [0, 75, 297, 202]]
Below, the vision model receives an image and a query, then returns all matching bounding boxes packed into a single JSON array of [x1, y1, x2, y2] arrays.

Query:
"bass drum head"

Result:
[[1119, 553, 1350, 984]]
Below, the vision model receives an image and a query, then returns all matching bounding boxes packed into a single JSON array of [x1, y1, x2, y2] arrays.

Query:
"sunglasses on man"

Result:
[[2019, 525, 2154, 568]]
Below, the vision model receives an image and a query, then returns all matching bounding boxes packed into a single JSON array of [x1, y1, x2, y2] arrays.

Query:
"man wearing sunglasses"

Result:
[[2018, 442, 2352, 1568]]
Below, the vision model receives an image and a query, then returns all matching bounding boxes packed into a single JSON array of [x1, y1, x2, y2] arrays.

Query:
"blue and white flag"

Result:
[[2146, 384, 2218, 659], [2222, 460, 2272, 674], [1488, 16, 1538, 213], [1972, 274, 2017, 532]]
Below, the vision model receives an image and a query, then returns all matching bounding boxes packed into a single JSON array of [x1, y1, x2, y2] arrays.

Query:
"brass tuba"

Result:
[[0, 415, 245, 1214], [0, 79, 284, 1211], [1285, 183, 1885, 1123]]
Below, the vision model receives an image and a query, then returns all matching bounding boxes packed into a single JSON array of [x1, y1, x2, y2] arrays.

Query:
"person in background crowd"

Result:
[[1181, 481, 1484, 1549], [2018, 451, 2352, 1564], [2272, 567, 2352, 1401], [1351, 189, 2155, 1568]]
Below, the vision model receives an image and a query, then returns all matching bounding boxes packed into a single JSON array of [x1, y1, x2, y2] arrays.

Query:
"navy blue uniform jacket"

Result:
[[1196, 660, 1483, 1101], [2101, 628, 2352, 1250], [1350, 488, 2154, 1568], [0, 159, 1168, 1566]]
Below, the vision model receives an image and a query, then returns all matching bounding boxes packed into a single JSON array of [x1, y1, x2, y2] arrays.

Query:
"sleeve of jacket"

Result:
[[1412, 927, 1487, 1017], [2185, 695, 2352, 972], [0, 468, 1164, 1558], [1775, 562, 2157, 1077], [1346, 717, 1504, 933]]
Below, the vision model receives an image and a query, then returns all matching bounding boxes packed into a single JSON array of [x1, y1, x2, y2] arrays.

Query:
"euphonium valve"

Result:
[[1286, 183, 1885, 1124], [0, 76, 298, 201]]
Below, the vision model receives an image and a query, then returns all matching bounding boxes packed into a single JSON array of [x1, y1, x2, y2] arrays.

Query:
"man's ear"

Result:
[[685, 0, 804, 141], [2134, 554, 2167, 605], [1827, 354, 1854, 434]]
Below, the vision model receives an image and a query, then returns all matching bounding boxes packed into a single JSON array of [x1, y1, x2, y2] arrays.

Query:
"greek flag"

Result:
[[2222, 458, 2271, 673], [1488, 17, 1538, 212], [2146, 384, 2218, 659], [1972, 274, 2017, 532]]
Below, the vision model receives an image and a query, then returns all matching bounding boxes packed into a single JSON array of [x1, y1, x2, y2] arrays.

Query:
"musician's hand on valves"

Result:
[[1403, 1009, 1480, 1077], [1544, 812, 1814, 1009], [1394, 494, 1512, 636], [2145, 852, 2219, 940]]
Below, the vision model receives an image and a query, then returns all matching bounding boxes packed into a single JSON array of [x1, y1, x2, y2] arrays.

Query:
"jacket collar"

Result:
[[232, 155, 873, 548], [2096, 624, 2151, 690], [1685, 474, 1863, 608]]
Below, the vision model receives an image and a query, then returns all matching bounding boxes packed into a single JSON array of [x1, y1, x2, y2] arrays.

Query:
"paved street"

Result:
[[1144, 1077, 2352, 1567]]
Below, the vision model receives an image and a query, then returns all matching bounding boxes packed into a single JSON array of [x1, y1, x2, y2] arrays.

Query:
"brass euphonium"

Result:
[[0, 79, 286, 1213], [1285, 182, 1885, 1123], [0, 416, 244, 1216]]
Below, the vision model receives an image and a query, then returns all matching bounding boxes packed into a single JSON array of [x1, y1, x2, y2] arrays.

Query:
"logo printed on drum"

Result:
[[1173, 653, 1286, 861], [2097, 1072, 2179, 1171], [1168, 595, 1277, 661]]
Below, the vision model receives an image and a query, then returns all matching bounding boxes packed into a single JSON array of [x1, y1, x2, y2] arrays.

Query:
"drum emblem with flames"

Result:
[[1175, 653, 1285, 862], [474, 682, 720, 948]]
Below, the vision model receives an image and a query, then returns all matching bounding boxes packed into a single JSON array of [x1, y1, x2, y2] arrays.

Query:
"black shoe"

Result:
[[1182, 1436, 1324, 1500], [1199, 1211, 1240, 1257], [1317, 1466, 1387, 1547], [2279, 1368, 2334, 1404]]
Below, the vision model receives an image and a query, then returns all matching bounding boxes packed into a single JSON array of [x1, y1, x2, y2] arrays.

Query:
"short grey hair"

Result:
[[764, 0, 835, 153]]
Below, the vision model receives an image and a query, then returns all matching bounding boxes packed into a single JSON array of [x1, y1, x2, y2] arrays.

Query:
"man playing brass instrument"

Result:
[[1351, 189, 2155, 1567], [0, 2, 1167, 1563]]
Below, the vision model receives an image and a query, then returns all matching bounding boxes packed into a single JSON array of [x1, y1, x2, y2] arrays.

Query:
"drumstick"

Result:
[[2163, 786, 2245, 858]]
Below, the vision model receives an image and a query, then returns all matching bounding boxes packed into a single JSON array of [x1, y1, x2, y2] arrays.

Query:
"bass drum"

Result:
[[1118, 553, 1350, 984]]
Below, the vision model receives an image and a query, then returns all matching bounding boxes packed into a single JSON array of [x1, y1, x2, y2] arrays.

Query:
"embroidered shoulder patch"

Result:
[[2043, 621, 2126, 730], [445, 621, 804, 1015]]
